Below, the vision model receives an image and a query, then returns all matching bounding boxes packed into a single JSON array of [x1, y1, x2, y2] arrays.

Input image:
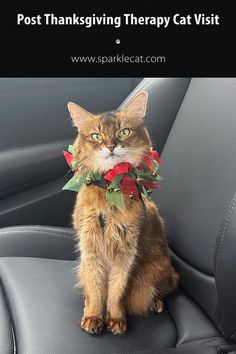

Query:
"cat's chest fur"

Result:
[[73, 185, 145, 260]]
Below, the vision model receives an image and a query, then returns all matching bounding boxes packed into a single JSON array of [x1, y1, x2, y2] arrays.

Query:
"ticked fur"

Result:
[[69, 92, 179, 335]]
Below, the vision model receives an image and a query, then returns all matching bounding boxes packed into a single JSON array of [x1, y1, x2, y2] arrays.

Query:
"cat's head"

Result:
[[68, 91, 152, 173]]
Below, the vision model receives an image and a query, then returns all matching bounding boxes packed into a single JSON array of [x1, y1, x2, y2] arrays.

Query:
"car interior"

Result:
[[0, 77, 236, 354]]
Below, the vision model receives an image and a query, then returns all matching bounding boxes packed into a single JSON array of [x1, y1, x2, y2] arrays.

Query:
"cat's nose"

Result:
[[107, 144, 117, 152]]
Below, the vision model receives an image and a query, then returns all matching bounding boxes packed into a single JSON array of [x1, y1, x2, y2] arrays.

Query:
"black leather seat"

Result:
[[1, 78, 236, 354]]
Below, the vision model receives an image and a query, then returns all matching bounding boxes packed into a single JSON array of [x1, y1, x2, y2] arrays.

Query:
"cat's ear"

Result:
[[122, 91, 148, 124], [67, 102, 94, 130]]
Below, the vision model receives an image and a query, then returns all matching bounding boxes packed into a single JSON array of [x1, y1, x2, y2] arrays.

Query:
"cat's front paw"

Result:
[[81, 316, 104, 335], [106, 317, 127, 335]]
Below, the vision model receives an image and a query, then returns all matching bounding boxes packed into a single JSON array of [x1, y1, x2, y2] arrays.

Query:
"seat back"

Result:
[[148, 78, 236, 338], [119, 78, 190, 153]]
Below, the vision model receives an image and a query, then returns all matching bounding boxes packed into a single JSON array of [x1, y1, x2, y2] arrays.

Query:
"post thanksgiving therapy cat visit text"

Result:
[[16, 13, 220, 28]]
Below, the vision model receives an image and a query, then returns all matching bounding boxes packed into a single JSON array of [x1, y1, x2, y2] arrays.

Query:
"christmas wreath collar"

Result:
[[62, 145, 162, 209]]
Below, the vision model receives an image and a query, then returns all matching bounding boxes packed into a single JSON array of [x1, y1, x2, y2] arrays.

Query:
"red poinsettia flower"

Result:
[[121, 174, 139, 200], [143, 155, 154, 171], [63, 151, 73, 167], [142, 150, 162, 171], [150, 150, 162, 165], [104, 162, 133, 181], [63, 151, 78, 173]]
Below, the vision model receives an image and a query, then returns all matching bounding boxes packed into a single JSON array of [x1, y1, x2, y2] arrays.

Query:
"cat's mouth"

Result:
[[107, 152, 120, 158], [104, 152, 126, 166], [97, 147, 129, 169]]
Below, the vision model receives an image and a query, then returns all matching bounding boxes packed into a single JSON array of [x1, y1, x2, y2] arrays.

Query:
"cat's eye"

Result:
[[118, 128, 130, 139], [91, 133, 103, 142]]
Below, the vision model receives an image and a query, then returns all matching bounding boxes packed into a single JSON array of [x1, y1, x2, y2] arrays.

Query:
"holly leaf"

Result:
[[134, 167, 145, 177], [128, 171, 136, 180], [68, 145, 75, 154], [141, 186, 151, 200], [106, 190, 125, 209], [153, 160, 159, 172], [71, 160, 79, 171], [140, 162, 152, 174], [134, 168, 157, 182], [90, 172, 102, 181], [62, 173, 86, 192]]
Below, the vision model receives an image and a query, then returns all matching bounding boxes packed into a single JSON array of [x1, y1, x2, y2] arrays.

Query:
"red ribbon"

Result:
[[104, 162, 133, 181], [63, 151, 73, 167], [63, 151, 78, 173]]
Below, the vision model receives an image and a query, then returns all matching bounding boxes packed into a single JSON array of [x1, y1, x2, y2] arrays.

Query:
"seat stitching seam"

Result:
[[0, 278, 17, 354], [0, 228, 75, 241], [0, 225, 74, 235], [214, 193, 236, 328], [0, 225, 75, 235], [215, 193, 236, 276], [0, 230, 74, 241]]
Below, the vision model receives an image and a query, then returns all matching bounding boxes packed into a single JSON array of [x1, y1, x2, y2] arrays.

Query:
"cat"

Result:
[[67, 91, 179, 335]]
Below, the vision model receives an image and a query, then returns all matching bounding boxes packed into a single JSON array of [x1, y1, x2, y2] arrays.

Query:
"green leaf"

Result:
[[140, 162, 152, 174], [62, 173, 86, 192], [68, 145, 75, 154], [134, 168, 145, 177], [90, 172, 101, 181], [128, 171, 136, 180], [141, 185, 148, 197], [141, 186, 151, 200], [134, 168, 156, 181], [106, 190, 125, 209], [71, 159, 79, 171], [153, 160, 159, 171]]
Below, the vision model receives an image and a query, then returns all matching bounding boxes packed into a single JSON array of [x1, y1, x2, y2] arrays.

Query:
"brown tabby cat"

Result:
[[68, 91, 179, 335]]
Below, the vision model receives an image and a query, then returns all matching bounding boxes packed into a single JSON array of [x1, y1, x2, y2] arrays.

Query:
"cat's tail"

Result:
[[125, 266, 179, 315]]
